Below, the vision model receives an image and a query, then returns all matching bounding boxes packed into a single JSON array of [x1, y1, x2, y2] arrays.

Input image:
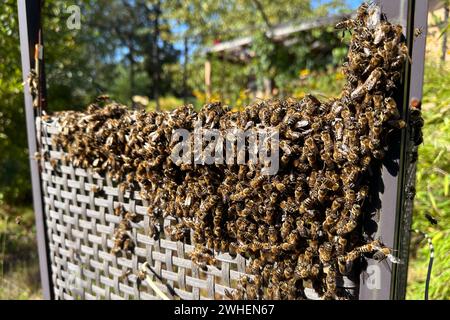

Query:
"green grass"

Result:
[[0, 205, 41, 299]]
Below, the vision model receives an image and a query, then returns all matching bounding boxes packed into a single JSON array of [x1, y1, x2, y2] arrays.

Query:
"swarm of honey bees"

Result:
[[49, 3, 419, 300]]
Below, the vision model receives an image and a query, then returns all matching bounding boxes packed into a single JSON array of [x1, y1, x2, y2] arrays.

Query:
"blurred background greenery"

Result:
[[0, 0, 448, 299]]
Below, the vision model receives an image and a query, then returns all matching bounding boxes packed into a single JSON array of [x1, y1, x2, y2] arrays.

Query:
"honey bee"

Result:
[[268, 283, 282, 300], [303, 95, 321, 116], [294, 262, 310, 280], [258, 108, 271, 126], [387, 119, 406, 129], [372, 148, 385, 159], [284, 128, 301, 141], [338, 255, 351, 275], [283, 111, 300, 127], [306, 152, 318, 167], [343, 187, 356, 204], [112, 219, 134, 255], [414, 27, 424, 38], [225, 288, 244, 300], [317, 188, 328, 203], [335, 18, 356, 30], [336, 219, 357, 236], [335, 236, 347, 255], [250, 175, 266, 189], [398, 42, 412, 64], [360, 136, 371, 155], [270, 106, 284, 126], [299, 197, 314, 214], [332, 142, 345, 163], [309, 221, 322, 240], [268, 226, 279, 245], [119, 269, 132, 282], [304, 136, 318, 155], [190, 245, 216, 270], [321, 150, 335, 168], [342, 165, 360, 188], [347, 147, 360, 165], [323, 267, 337, 300], [230, 187, 252, 202], [247, 258, 264, 275], [323, 211, 339, 236], [285, 230, 301, 250], [372, 244, 401, 263], [321, 131, 333, 152], [319, 242, 333, 265], [357, 240, 381, 254], [356, 185, 369, 202], [246, 283, 260, 300], [342, 239, 399, 266], [274, 181, 287, 193]]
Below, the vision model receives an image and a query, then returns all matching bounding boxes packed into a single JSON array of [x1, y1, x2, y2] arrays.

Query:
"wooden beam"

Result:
[[205, 58, 212, 102], [206, 14, 348, 54]]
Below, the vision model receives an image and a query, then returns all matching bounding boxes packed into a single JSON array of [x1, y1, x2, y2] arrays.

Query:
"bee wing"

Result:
[[387, 254, 402, 264]]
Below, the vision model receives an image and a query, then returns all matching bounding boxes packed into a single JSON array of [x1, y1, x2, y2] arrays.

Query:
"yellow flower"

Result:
[[335, 72, 345, 80], [192, 89, 205, 102], [299, 69, 310, 78], [293, 90, 305, 99], [210, 92, 221, 103]]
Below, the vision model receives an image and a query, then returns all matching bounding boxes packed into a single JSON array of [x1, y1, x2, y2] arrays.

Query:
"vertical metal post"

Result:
[[359, 0, 428, 300], [17, 0, 53, 299], [394, 0, 429, 300]]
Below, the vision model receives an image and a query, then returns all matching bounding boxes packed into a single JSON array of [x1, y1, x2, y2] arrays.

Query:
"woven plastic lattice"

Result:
[[37, 118, 323, 300]]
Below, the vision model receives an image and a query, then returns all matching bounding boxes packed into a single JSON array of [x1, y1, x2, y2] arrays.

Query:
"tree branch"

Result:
[[252, 0, 273, 30]]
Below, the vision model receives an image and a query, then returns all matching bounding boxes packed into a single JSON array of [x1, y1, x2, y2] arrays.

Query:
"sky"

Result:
[[347, 0, 364, 9], [312, 0, 363, 10]]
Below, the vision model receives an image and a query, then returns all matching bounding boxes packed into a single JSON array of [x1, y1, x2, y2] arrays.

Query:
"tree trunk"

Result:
[[183, 36, 188, 105], [204, 58, 211, 102], [442, 4, 449, 63], [153, 0, 161, 111], [129, 45, 136, 109]]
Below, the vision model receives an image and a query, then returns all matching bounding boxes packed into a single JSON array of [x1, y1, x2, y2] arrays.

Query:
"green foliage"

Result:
[[167, 0, 317, 41], [0, 1, 91, 204], [87, 0, 180, 105], [251, 32, 279, 90], [407, 61, 450, 300], [0, 2, 31, 204], [0, 205, 40, 299], [108, 65, 152, 104], [290, 67, 347, 99], [147, 95, 185, 111], [0, 0, 183, 204], [188, 55, 251, 106], [174, 0, 347, 104]]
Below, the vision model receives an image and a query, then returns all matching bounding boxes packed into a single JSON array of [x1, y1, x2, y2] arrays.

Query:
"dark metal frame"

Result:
[[17, 0, 53, 300], [359, 0, 428, 300], [18, 0, 428, 300]]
